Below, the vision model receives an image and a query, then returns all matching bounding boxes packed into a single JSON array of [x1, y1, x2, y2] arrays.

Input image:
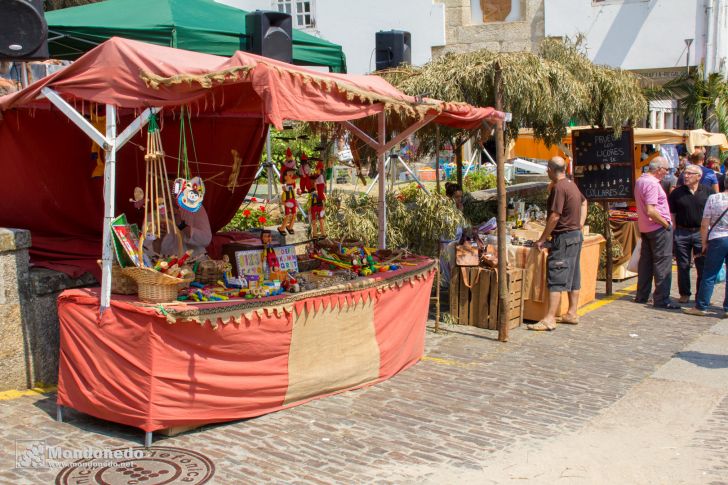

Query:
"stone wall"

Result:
[[0, 228, 33, 390], [433, 0, 545, 57], [0, 228, 95, 391]]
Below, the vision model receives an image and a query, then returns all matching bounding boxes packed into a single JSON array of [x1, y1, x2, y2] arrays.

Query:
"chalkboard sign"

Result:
[[572, 127, 635, 201]]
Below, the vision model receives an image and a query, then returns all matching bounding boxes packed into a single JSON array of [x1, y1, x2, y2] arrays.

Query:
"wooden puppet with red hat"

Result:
[[298, 153, 314, 193], [309, 159, 327, 238], [280, 147, 297, 183], [278, 167, 297, 235]]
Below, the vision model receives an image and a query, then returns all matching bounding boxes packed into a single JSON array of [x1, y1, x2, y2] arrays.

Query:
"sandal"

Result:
[[526, 321, 556, 331], [286, 228, 295, 235], [557, 315, 580, 325], [277, 228, 287, 236]]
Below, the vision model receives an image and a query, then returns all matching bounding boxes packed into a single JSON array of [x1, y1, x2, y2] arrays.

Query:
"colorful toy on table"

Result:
[[312, 269, 334, 277], [366, 255, 376, 273], [220, 254, 233, 280], [260, 230, 281, 278], [351, 256, 362, 274], [180, 281, 237, 302], [282, 275, 300, 293], [149, 249, 194, 279], [245, 274, 260, 290], [278, 168, 297, 236], [222, 272, 247, 289]]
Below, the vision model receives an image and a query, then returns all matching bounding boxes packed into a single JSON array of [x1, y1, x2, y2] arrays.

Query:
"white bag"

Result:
[[627, 238, 641, 273], [337, 147, 353, 162]]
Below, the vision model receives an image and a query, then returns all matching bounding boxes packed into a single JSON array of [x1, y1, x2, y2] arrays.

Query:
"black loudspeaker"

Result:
[[245, 10, 293, 63], [375, 30, 411, 71], [0, 0, 48, 60]]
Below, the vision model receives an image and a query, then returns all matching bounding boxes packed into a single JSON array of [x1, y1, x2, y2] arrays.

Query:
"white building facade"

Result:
[[544, 0, 728, 129], [216, 0, 447, 74]]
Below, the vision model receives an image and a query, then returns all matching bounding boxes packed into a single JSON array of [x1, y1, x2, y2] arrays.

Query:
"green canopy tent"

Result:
[[45, 0, 347, 72]]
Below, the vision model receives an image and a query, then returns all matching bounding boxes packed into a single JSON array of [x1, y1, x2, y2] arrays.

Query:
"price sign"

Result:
[[573, 127, 635, 201]]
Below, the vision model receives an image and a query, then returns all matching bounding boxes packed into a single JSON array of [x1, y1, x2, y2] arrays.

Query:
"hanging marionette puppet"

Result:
[[278, 167, 297, 235], [280, 147, 297, 183], [167, 107, 211, 258], [309, 159, 327, 239], [298, 152, 314, 194]]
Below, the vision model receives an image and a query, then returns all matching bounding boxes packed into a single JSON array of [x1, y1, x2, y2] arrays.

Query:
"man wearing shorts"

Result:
[[528, 156, 587, 331]]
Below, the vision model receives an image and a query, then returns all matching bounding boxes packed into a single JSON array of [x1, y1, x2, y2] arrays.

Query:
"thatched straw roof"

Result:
[[379, 38, 648, 147]]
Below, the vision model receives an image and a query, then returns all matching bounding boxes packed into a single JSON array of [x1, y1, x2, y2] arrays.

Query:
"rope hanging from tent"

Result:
[[139, 112, 182, 261]]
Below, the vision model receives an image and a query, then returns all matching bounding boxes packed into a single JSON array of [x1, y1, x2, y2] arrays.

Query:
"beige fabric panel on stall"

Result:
[[284, 300, 380, 405]]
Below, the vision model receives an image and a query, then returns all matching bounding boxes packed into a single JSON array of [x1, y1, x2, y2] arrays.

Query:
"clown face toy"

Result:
[[173, 176, 205, 213]]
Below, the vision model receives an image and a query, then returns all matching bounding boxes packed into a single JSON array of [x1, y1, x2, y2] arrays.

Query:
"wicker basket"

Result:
[[122, 266, 194, 303], [97, 260, 137, 295]]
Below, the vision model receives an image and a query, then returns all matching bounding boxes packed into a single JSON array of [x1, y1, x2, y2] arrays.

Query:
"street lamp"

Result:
[[684, 38, 693, 73]]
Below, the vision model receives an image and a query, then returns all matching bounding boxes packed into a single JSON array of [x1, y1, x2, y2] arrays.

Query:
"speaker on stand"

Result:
[[245, 10, 294, 207], [245, 10, 293, 63], [0, 0, 49, 88], [0, 0, 49, 60], [375, 30, 411, 71]]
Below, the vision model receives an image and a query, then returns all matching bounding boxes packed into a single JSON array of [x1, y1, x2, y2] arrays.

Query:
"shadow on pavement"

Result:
[[676, 350, 728, 369], [33, 395, 145, 445]]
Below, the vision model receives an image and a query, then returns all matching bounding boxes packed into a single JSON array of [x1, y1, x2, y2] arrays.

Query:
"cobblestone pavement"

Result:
[[1, 275, 727, 484]]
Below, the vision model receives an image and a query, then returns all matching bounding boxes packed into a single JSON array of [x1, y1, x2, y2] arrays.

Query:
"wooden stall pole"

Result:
[[603, 201, 614, 296], [435, 260, 442, 333], [435, 124, 441, 194], [456, 144, 464, 190], [377, 112, 387, 249], [100, 104, 117, 312], [494, 62, 509, 342]]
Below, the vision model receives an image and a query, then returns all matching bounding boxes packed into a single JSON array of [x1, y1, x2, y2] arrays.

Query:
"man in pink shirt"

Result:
[[634, 156, 680, 309]]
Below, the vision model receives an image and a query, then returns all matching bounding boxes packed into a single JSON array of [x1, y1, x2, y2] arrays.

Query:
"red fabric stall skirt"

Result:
[[57, 262, 434, 432]]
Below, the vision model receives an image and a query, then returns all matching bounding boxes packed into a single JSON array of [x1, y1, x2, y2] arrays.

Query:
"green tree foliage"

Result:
[[646, 67, 728, 133]]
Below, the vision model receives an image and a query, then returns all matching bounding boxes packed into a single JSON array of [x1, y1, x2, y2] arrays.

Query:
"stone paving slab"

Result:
[[653, 332, 728, 390], [0, 275, 726, 483], [710, 320, 728, 336]]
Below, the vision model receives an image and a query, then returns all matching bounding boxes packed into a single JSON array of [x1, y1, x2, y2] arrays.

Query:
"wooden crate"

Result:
[[449, 267, 523, 330], [504, 269, 525, 330]]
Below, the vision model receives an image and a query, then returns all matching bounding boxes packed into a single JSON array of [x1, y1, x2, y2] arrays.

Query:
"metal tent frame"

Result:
[[39, 94, 451, 313]]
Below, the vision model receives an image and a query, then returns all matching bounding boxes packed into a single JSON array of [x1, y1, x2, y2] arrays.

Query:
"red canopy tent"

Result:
[[0, 37, 504, 310]]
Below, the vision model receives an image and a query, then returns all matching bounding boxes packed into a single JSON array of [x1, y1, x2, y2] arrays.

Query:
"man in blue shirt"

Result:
[[677, 151, 719, 193]]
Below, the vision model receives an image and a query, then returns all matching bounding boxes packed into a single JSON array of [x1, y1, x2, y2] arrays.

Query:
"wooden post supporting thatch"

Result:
[[455, 144, 463, 189], [495, 62, 509, 342], [603, 201, 613, 296]]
